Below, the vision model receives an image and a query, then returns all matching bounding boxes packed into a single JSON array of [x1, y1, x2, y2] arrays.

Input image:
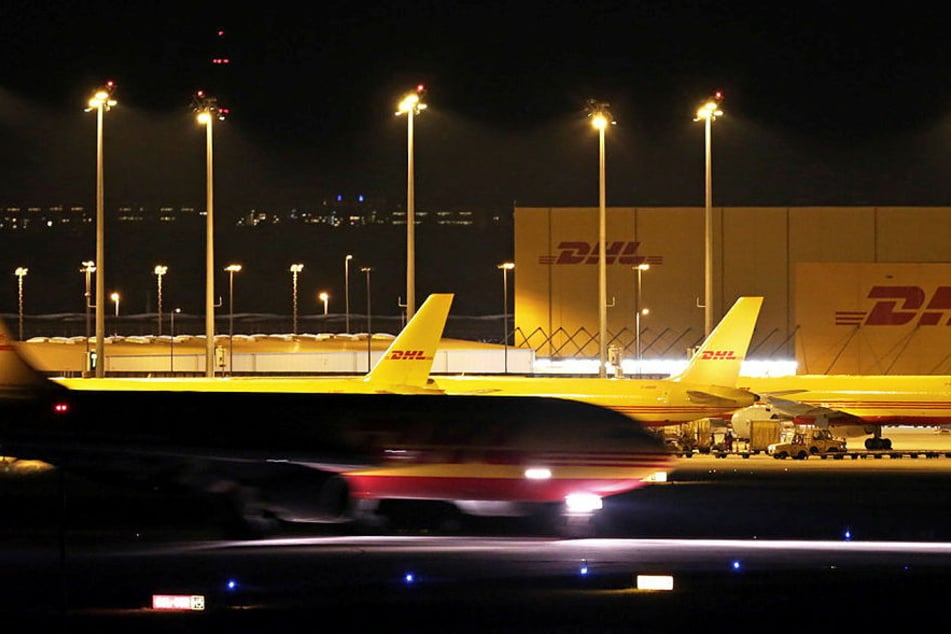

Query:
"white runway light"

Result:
[[636, 575, 674, 591]]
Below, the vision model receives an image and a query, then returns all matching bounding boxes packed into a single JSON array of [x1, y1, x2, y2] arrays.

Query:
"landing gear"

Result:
[[864, 429, 893, 450]]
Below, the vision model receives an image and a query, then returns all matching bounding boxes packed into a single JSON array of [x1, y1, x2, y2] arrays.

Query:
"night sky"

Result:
[[3, 1, 951, 214], [2, 2, 951, 319]]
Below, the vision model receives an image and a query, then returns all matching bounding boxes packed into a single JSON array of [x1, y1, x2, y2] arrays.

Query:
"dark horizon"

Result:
[[0, 219, 514, 320]]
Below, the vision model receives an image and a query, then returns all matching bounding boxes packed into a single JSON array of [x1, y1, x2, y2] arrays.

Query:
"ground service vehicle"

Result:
[[767, 428, 847, 459]]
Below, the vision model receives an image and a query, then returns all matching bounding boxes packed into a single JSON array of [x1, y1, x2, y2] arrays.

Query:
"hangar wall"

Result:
[[513, 206, 951, 374]]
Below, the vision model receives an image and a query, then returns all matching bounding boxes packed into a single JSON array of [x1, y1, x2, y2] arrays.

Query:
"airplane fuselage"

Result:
[[0, 388, 674, 518], [430, 375, 757, 425], [739, 375, 951, 427]]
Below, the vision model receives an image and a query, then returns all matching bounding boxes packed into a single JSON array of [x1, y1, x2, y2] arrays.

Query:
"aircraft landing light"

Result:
[[565, 493, 603, 513], [524, 467, 552, 480]]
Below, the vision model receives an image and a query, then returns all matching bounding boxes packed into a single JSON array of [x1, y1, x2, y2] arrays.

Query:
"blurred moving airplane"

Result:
[[430, 296, 765, 427], [0, 297, 673, 536], [733, 374, 951, 449]]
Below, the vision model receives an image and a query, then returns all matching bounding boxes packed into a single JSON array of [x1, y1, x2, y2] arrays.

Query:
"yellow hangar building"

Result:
[[512, 206, 951, 375]]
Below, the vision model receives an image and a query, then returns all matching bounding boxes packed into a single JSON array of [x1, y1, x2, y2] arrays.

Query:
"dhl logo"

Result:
[[835, 286, 951, 326], [538, 241, 663, 266], [388, 350, 431, 360], [700, 350, 738, 360]]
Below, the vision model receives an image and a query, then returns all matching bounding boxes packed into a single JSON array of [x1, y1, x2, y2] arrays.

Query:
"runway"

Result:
[[2, 428, 950, 631]]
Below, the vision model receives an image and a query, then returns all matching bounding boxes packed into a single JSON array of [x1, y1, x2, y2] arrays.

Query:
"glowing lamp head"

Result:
[[397, 87, 427, 116], [695, 98, 724, 122], [86, 83, 117, 111]]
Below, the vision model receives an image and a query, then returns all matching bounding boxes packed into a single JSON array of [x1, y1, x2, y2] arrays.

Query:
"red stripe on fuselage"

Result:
[[344, 473, 660, 503]]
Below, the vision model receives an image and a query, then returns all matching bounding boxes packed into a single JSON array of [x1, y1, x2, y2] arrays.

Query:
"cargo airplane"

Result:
[[55, 293, 458, 394], [0, 295, 673, 536], [56, 295, 764, 431], [429, 296, 764, 429], [733, 374, 951, 450]]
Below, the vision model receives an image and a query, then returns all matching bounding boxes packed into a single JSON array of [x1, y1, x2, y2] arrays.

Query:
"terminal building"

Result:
[[512, 206, 951, 375]]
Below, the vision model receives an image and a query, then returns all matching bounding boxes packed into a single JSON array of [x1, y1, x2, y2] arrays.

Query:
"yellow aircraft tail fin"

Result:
[[362, 293, 454, 390], [0, 318, 53, 395], [672, 296, 763, 387]]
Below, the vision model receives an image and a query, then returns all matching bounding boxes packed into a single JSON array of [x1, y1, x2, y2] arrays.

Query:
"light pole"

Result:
[[289, 263, 304, 335], [81, 260, 96, 370], [636, 307, 649, 374], [319, 291, 329, 316], [225, 263, 242, 374], [634, 263, 650, 370], [361, 266, 373, 371], [14, 267, 27, 341], [694, 91, 724, 337], [396, 85, 427, 322], [169, 307, 180, 373], [110, 291, 120, 337], [86, 81, 116, 377], [344, 254, 353, 333], [153, 264, 167, 336], [498, 262, 514, 374], [194, 90, 225, 377], [587, 99, 615, 378]]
